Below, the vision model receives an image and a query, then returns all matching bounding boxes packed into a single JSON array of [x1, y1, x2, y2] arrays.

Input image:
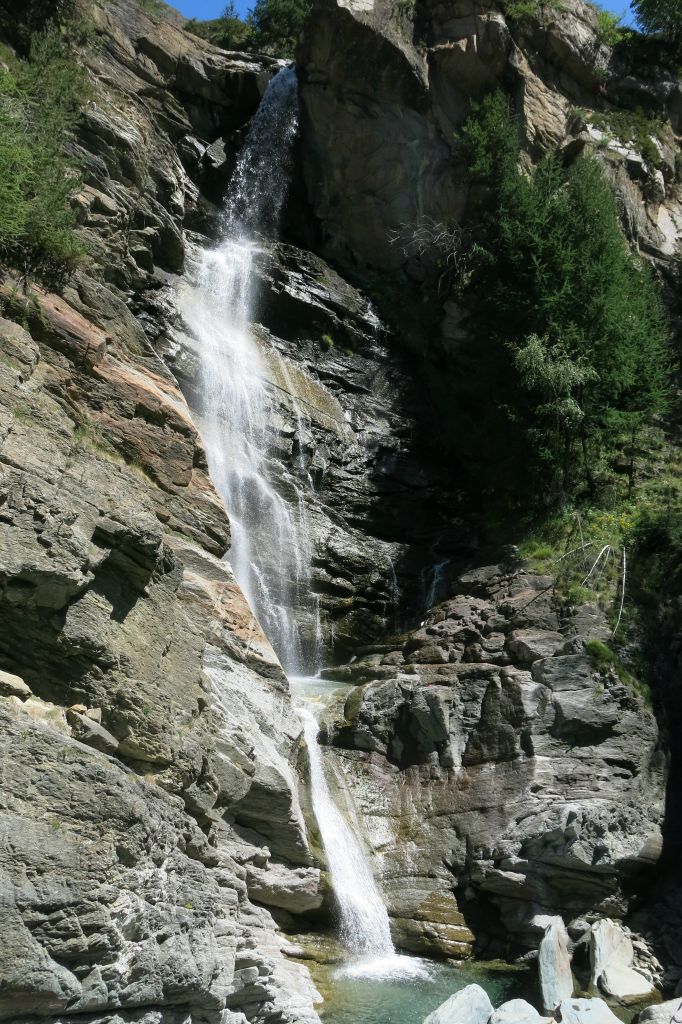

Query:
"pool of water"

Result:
[[314, 957, 535, 1024]]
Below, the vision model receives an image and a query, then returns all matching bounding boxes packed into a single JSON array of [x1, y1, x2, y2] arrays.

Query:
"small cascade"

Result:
[[421, 558, 450, 612], [301, 707, 394, 957], [301, 701, 428, 979]]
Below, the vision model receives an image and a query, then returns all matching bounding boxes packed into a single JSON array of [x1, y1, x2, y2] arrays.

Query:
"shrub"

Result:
[[0, 25, 86, 286], [595, 8, 623, 46], [586, 638, 617, 664], [185, 2, 253, 50]]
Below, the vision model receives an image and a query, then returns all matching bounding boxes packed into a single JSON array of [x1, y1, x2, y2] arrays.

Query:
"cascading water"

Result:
[[301, 707, 394, 956], [177, 67, 316, 675], [178, 66, 423, 979]]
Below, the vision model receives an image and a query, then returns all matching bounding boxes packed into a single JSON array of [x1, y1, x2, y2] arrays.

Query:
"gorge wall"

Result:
[[0, 5, 323, 1022], [0, 0, 679, 1019]]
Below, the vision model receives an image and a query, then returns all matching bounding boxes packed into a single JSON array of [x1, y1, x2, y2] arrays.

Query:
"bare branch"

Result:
[[612, 546, 627, 638], [582, 544, 612, 587]]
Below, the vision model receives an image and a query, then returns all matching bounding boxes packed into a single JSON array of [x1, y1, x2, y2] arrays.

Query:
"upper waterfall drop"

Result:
[[177, 66, 317, 676]]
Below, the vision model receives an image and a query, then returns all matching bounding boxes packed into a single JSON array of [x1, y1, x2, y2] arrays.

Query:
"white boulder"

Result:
[[539, 916, 574, 1013], [590, 920, 655, 1004], [423, 984, 493, 1024], [557, 997, 622, 1023], [489, 998, 551, 1024], [638, 998, 682, 1022]]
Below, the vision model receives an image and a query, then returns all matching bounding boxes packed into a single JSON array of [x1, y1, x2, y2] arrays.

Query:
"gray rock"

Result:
[[322, 566, 663, 957], [507, 629, 564, 663], [638, 997, 682, 1022], [489, 999, 550, 1024], [591, 920, 655, 1004], [556, 998, 622, 1023], [423, 984, 493, 1024], [0, 669, 31, 700], [539, 917, 574, 1013], [68, 711, 120, 755]]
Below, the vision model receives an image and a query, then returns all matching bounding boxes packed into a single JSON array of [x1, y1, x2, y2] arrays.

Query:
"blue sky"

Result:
[[175, 0, 633, 24]]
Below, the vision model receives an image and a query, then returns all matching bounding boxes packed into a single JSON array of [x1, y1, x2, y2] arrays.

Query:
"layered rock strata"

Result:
[[319, 565, 665, 959], [0, 3, 323, 1021]]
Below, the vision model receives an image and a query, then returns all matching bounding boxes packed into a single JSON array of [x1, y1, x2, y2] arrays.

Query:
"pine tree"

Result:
[[457, 92, 671, 508]]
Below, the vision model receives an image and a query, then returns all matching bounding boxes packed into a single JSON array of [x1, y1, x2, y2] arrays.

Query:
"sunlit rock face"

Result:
[[0, 5, 323, 1022], [297, 0, 681, 287], [320, 565, 665, 958]]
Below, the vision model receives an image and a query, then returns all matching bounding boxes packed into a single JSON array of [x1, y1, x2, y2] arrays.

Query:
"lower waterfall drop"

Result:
[[179, 65, 421, 979], [301, 707, 394, 958]]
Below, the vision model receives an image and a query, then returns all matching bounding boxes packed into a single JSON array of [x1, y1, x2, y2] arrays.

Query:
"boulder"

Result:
[[423, 984, 493, 1024], [591, 920, 655, 1004], [507, 629, 564, 663], [556, 998, 622, 1023], [489, 998, 551, 1023], [246, 862, 324, 914], [68, 712, 120, 756], [0, 669, 31, 700], [638, 998, 682, 1022], [539, 917, 574, 1013]]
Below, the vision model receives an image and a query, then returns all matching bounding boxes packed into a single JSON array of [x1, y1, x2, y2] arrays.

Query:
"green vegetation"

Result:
[[632, 0, 682, 49], [501, 0, 562, 20], [185, 1, 253, 49], [248, 0, 310, 56], [456, 91, 670, 514], [0, 25, 87, 287], [594, 8, 623, 45], [186, 0, 310, 57], [573, 105, 668, 167]]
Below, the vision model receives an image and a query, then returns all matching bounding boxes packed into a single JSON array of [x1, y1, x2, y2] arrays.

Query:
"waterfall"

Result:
[[178, 66, 424, 978], [302, 707, 394, 956], [177, 66, 317, 675]]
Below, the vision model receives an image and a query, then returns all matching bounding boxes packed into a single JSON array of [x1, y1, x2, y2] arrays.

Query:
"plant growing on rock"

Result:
[[0, 25, 86, 286]]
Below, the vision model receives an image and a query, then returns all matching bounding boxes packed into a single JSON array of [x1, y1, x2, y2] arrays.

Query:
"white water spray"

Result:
[[302, 707, 394, 955]]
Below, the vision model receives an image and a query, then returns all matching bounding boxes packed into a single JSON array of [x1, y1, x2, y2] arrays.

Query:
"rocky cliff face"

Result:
[[298, 0, 681, 282], [0, 4, 323, 1021], [0, 0, 677, 1019], [317, 566, 665, 968]]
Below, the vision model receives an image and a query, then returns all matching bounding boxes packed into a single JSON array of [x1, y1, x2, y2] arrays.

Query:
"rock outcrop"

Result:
[[319, 565, 665, 958], [298, 0, 681, 283]]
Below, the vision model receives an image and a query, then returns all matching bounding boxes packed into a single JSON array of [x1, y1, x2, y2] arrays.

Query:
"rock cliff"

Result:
[[0, 3, 322, 1021], [317, 565, 665, 964], [0, 0, 678, 1019]]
